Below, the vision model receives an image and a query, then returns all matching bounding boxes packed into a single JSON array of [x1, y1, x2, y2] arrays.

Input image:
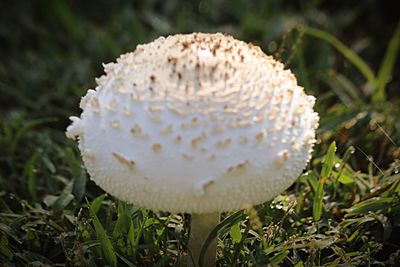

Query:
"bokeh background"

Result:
[[1, 1, 398, 117], [1, 1, 399, 266], [1, 1, 399, 164]]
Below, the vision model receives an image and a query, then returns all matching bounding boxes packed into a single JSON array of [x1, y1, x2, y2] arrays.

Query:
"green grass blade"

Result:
[[304, 171, 319, 193], [373, 21, 400, 102], [0, 234, 13, 260], [334, 146, 355, 188], [88, 200, 117, 267], [329, 71, 363, 102], [230, 223, 242, 244], [64, 147, 87, 201], [50, 0, 84, 40], [313, 141, 336, 222], [333, 146, 355, 198], [113, 202, 132, 237], [11, 118, 57, 155], [270, 250, 290, 266], [295, 43, 311, 91], [199, 211, 244, 267], [72, 170, 86, 201], [321, 141, 337, 179], [346, 197, 396, 217], [53, 192, 75, 212], [301, 26, 377, 89], [115, 252, 136, 267], [24, 151, 39, 201], [90, 194, 107, 214]]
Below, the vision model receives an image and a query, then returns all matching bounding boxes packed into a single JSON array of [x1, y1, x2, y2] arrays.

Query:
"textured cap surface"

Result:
[[66, 33, 319, 214]]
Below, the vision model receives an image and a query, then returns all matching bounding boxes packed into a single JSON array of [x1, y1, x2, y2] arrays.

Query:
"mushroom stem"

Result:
[[188, 212, 220, 267]]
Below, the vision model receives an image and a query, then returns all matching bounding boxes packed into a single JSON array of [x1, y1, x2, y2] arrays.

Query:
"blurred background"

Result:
[[0, 0, 398, 117], [1, 0, 399, 168], [0, 1, 399, 266]]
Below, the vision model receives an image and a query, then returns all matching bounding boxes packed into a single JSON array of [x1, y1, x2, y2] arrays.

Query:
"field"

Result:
[[1, 1, 399, 266]]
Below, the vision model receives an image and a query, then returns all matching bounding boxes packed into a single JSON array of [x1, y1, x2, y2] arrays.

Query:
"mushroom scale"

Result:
[[66, 33, 319, 214]]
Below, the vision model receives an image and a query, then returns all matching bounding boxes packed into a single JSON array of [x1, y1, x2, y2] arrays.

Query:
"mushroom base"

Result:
[[188, 212, 220, 267]]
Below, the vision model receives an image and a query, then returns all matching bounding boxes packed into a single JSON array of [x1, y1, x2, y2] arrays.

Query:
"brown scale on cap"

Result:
[[152, 144, 162, 153], [199, 147, 208, 153], [83, 149, 96, 161], [147, 112, 162, 123], [182, 153, 194, 161], [130, 124, 142, 136], [181, 117, 200, 130], [130, 93, 142, 102], [268, 107, 279, 120], [191, 117, 199, 126], [112, 152, 135, 170], [106, 99, 117, 112], [110, 120, 121, 128], [255, 129, 267, 142], [160, 124, 173, 135], [148, 106, 164, 113], [236, 119, 252, 128], [239, 136, 249, 144], [227, 160, 250, 174], [275, 150, 290, 167], [122, 107, 132, 116], [253, 114, 264, 123], [191, 133, 208, 149], [211, 124, 224, 135], [215, 138, 232, 149], [90, 96, 100, 113], [174, 135, 182, 143], [291, 140, 301, 151]]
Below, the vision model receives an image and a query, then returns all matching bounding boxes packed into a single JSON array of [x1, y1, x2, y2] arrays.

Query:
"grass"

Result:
[[1, 1, 399, 266]]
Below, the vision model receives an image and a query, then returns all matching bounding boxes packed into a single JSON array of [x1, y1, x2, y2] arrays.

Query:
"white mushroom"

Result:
[[66, 33, 319, 266]]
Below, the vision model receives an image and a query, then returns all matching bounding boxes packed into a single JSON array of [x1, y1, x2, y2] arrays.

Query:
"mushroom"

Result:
[[66, 33, 319, 266]]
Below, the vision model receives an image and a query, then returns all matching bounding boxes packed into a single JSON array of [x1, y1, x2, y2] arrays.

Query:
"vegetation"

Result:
[[1, 1, 399, 266]]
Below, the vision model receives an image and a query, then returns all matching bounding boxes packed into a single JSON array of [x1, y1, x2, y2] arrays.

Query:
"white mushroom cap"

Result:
[[66, 33, 319, 214]]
